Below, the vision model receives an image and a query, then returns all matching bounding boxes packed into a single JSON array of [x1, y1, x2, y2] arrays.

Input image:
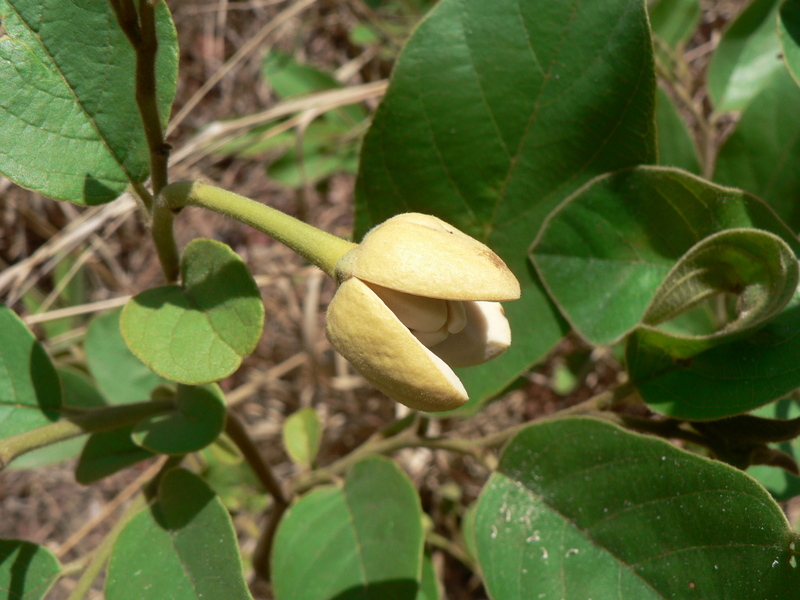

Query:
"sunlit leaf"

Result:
[[476, 417, 800, 599], [707, 0, 784, 111], [121, 239, 264, 384], [0, 539, 60, 600], [0, 0, 178, 204], [272, 456, 424, 600], [355, 0, 656, 409], [106, 468, 253, 600], [0, 306, 60, 438]]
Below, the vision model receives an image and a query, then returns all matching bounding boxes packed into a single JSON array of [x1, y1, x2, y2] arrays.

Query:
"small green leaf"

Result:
[[75, 425, 155, 485], [272, 456, 424, 600], [106, 468, 254, 600], [0, 539, 60, 600], [0, 306, 60, 437], [531, 166, 800, 345], [0, 0, 178, 205], [9, 368, 105, 469], [475, 417, 800, 600], [282, 407, 322, 468], [713, 67, 800, 231], [649, 0, 701, 48], [132, 384, 226, 454], [355, 0, 657, 409], [121, 239, 265, 384], [780, 0, 800, 85], [656, 86, 701, 174], [707, 0, 784, 112], [85, 309, 170, 405]]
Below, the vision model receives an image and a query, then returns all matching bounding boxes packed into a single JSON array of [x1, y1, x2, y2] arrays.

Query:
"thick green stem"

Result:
[[0, 399, 175, 470], [151, 203, 180, 283], [161, 181, 357, 278]]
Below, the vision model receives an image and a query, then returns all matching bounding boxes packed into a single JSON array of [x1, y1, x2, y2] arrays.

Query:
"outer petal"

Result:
[[430, 301, 511, 368], [342, 213, 520, 301], [326, 278, 469, 411]]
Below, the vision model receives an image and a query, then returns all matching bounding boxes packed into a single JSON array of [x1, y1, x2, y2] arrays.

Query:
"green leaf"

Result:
[[748, 397, 800, 501], [780, 0, 800, 85], [272, 456, 424, 600], [282, 407, 322, 468], [106, 468, 253, 600], [713, 67, 800, 231], [354, 0, 656, 409], [132, 384, 226, 454], [0, 0, 178, 205], [649, 0, 701, 48], [75, 425, 154, 485], [475, 417, 800, 600], [707, 0, 784, 112], [0, 539, 60, 600], [0, 306, 60, 437], [531, 166, 800, 345], [9, 368, 105, 469], [121, 239, 265, 385], [416, 552, 440, 600], [656, 86, 701, 174], [85, 308, 169, 405]]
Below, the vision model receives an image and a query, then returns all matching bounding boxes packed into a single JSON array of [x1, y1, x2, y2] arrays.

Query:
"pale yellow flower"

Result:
[[326, 213, 520, 412]]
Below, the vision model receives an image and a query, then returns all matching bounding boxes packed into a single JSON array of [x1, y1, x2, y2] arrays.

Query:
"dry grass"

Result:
[[0, 1, 761, 598]]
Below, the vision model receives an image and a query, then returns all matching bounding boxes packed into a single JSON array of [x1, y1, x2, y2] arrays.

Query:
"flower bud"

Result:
[[326, 213, 520, 412]]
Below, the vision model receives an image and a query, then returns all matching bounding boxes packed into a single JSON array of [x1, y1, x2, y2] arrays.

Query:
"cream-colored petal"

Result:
[[431, 301, 511, 368], [347, 213, 520, 301], [365, 282, 447, 333], [326, 278, 469, 411]]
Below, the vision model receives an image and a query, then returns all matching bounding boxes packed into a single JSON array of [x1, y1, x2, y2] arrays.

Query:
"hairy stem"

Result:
[[160, 181, 357, 278], [0, 399, 175, 470]]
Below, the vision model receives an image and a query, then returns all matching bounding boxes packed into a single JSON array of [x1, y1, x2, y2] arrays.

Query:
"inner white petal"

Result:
[[412, 323, 449, 348], [446, 300, 467, 333], [431, 301, 512, 368], [365, 282, 447, 333]]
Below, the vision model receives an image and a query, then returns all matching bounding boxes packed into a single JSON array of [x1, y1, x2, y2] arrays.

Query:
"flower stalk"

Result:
[[160, 181, 357, 278]]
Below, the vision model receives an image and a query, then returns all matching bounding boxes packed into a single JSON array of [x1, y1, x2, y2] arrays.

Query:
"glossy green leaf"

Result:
[[354, 0, 656, 409], [531, 166, 800, 345], [780, 0, 800, 85], [9, 368, 105, 469], [713, 67, 800, 231], [121, 238, 265, 384], [272, 456, 424, 600], [475, 417, 800, 600], [106, 468, 253, 600], [0, 306, 60, 437], [748, 397, 800, 501], [656, 86, 701, 174], [282, 407, 322, 468], [75, 424, 154, 485], [707, 0, 784, 111], [0, 539, 60, 600], [0, 0, 178, 205], [649, 0, 701, 48], [132, 384, 226, 454], [85, 308, 169, 405]]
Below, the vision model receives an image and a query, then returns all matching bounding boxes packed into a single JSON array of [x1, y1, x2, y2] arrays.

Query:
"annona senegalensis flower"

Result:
[[325, 213, 520, 412]]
